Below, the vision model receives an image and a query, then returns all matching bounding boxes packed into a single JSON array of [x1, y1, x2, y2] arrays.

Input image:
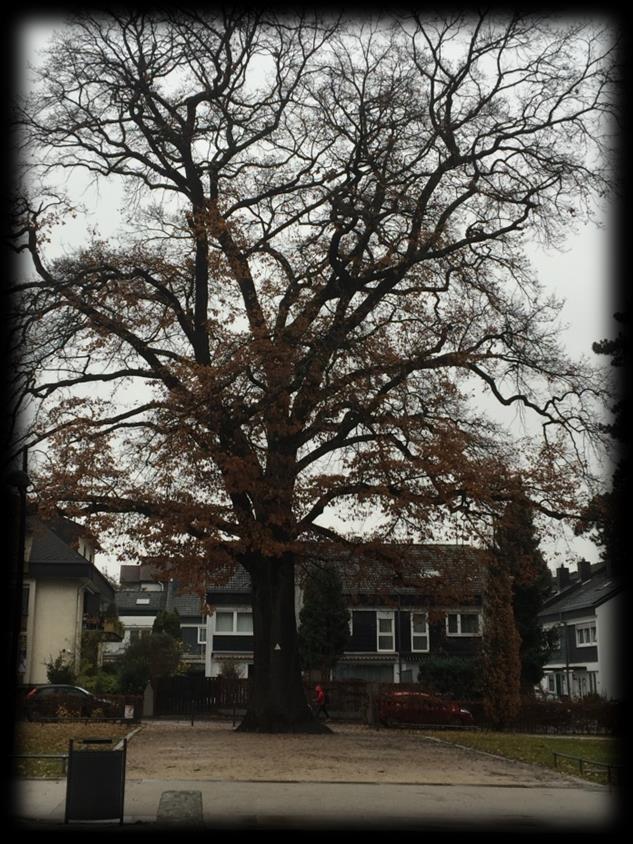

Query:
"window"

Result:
[[588, 671, 598, 695], [446, 612, 481, 637], [377, 612, 395, 651], [214, 610, 253, 635], [575, 623, 597, 647], [334, 663, 395, 683], [215, 612, 233, 632], [574, 671, 597, 698], [129, 628, 151, 643], [197, 626, 207, 644], [555, 671, 569, 696], [410, 611, 429, 652]]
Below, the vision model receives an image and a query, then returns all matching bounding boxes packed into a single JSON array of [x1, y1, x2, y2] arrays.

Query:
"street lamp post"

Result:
[[559, 615, 571, 698]]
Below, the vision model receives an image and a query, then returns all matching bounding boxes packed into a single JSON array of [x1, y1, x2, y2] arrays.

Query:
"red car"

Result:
[[378, 690, 474, 727]]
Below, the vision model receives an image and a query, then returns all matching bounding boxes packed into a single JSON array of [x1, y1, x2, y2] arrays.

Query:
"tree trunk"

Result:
[[236, 554, 330, 733]]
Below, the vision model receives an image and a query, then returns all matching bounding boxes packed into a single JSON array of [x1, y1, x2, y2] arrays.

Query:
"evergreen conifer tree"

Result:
[[152, 609, 182, 640], [575, 310, 628, 576], [482, 559, 522, 726], [298, 565, 350, 680], [495, 492, 554, 691]]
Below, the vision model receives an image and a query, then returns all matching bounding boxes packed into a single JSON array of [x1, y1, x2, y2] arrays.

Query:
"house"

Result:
[[20, 512, 118, 685], [537, 559, 624, 700], [204, 544, 488, 682], [102, 564, 207, 673]]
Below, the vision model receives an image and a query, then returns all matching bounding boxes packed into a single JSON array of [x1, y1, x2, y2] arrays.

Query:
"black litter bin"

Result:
[[64, 737, 127, 824]]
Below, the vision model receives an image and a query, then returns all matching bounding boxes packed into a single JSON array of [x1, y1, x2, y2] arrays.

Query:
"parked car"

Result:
[[22, 684, 119, 721], [378, 690, 474, 727]]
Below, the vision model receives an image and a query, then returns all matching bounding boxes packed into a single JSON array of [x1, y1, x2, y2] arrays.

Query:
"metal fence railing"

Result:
[[553, 751, 623, 786], [149, 677, 622, 735]]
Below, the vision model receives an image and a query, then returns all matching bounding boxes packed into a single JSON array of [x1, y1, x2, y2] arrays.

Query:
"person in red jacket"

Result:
[[314, 683, 329, 720]]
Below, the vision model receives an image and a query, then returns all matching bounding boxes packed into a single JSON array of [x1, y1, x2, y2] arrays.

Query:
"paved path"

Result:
[[10, 776, 625, 832]]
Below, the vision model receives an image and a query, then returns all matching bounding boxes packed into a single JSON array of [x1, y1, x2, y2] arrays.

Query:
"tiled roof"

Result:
[[116, 590, 165, 613], [43, 513, 99, 550], [205, 544, 487, 599], [114, 546, 487, 607], [206, 564, 252, 593], [312, 543, 486, 595], [27, 516, 92, 566], [539, 568, 623, 618], [26, 515, 115, 600], [115, 584, 204, 619], [169, 593, 204, 618]]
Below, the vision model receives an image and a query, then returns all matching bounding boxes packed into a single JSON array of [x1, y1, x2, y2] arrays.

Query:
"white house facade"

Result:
[[538, 560, 623, 701], [20, 514, 115, 685]]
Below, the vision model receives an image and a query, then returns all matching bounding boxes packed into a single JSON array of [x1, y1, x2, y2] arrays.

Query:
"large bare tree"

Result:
[[9, 12, 617, 730]]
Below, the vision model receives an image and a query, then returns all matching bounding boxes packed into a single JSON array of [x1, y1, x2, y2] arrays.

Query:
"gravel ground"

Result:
[[124, 719, 578, 786]]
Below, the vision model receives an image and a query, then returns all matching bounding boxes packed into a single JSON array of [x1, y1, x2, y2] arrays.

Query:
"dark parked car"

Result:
[[23, 684, 119, 721], [378, 690, 474, 727]]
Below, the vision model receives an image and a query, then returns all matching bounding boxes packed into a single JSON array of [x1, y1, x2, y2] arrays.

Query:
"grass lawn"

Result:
[[12, 721, 138, 778], [424, 730, 622, 785]]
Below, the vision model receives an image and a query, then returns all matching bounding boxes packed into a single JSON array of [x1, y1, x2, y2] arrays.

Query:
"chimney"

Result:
[[577, 559, 592, 582], [556, 565, 571, 590]]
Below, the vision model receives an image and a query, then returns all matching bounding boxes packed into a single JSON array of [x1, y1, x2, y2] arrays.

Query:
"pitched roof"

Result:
[[115, 582, 204, 619], [26, 515, 114, 600], [539, 567, 623, 618], [206, 564, 252, 593], [206, 544, 487, 599], [115, 590, 165, 614], [317, 543, 486, 595], [28, 516, 93, 566], [43, 513, 100, 550], [169, 592, 204, 618]]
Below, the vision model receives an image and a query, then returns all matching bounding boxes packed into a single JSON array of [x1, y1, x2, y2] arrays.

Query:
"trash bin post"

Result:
[[64, 737, 127, 824]]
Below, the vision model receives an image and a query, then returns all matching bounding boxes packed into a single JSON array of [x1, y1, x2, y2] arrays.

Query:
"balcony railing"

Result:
[[82, 615, 124, 641]]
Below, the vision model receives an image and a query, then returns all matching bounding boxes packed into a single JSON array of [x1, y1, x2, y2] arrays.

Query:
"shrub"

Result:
[[468, 695, 622, 735], [78, 669, 121, 695], [417, 656, 483, 699], [45, 652, 77, 684], [117, 631, 182, 693], [218, 661, 243, 681]]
